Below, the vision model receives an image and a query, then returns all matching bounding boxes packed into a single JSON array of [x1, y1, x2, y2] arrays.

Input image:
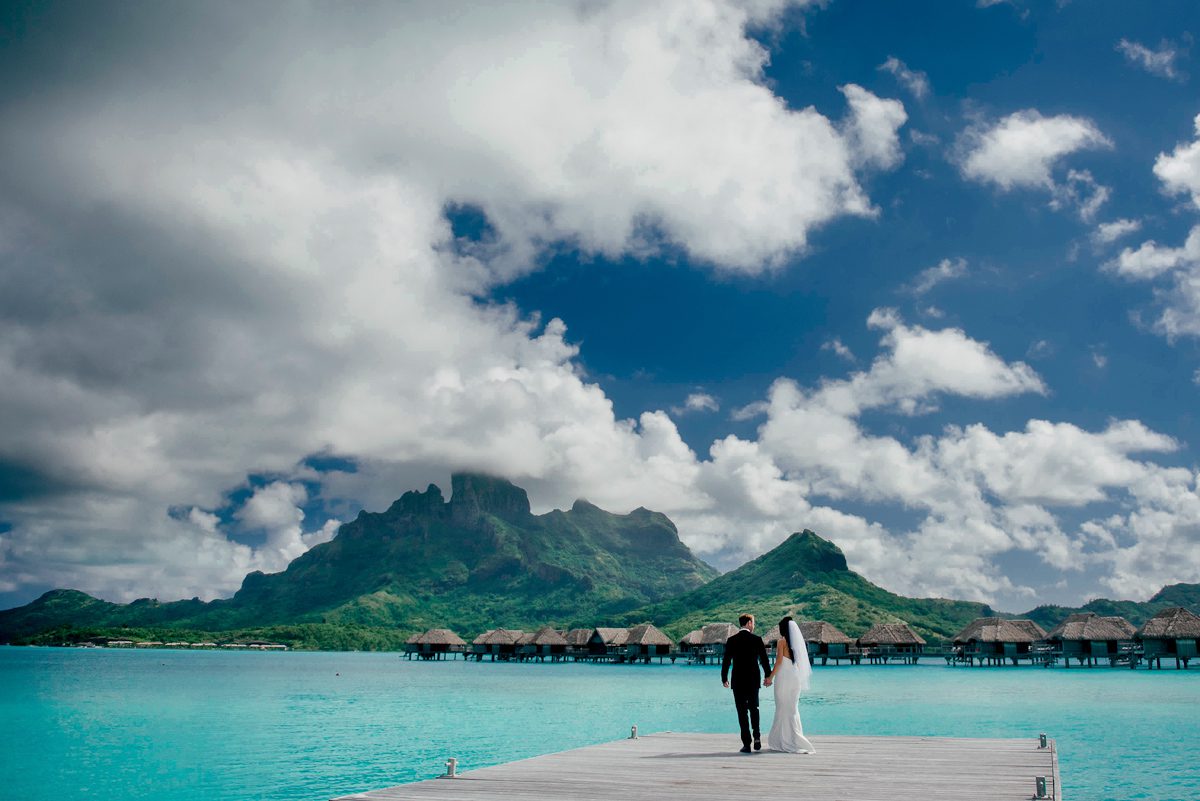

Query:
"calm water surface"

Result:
[[1, 647, 1196, 801]]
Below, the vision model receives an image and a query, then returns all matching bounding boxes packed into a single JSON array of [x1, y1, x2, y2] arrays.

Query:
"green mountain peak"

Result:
[[3, 476, 1198, 649], [633, 528, 990, 641], [0, 472, 718, 643]]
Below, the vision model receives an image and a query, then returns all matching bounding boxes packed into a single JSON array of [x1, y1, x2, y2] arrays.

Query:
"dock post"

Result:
[[629, 724, 638, 739], [1039, 733, 1047, 749], [441, 758, 458, 779], [1035, 775, 1048, 798]]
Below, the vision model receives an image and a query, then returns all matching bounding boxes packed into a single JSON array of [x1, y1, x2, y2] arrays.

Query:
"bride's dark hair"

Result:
[[779, 616, 796, 658]]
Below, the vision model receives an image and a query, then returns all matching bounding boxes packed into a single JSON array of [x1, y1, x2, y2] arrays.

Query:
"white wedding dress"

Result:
[[766, 621, 815, 754]]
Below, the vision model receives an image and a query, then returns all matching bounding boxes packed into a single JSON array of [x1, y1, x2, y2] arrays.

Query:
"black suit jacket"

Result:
[[721, 629, 770, 689]]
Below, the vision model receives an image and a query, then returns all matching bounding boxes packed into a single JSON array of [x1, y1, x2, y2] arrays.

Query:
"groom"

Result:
[[721, 614, 771, 753]]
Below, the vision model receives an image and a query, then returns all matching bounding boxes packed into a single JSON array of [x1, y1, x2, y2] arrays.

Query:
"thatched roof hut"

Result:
[[801, 621, 854, 645], [678, 622, 739, 658], [858, 622, 925, 662], [953, 617, 1046, 644], [414, 629, 467, 647], [626, 624, 672, 646], [1138, 607, 1200, 640], [858, 622, 927, 647], [593, 627, 629, 646], [625, 623, 673, 656], [564, 628, 593, 648], [1045, 612, 1136, 665], [472, 629, 525, 656], [701, 622, 739, 644], [405, 628, 466, 657], [1045, 613, 1135, 642], [1138, 607, 1200, 667], [530, 626, 568, 646], [587, 627, 630, 656], [952, 617, 1046, 663], [760, 621, 854, 659], [516, 625, 568, 658]]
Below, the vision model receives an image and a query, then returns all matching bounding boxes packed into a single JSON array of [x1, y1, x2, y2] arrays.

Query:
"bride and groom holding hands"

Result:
[[721, 614, 815, 754]]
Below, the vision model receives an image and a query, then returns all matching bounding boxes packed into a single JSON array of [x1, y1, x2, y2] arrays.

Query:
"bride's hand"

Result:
[[764, 676, 772, 686]]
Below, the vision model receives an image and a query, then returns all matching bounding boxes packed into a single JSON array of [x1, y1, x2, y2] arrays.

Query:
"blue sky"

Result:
[[2, 0, 1200, 613]]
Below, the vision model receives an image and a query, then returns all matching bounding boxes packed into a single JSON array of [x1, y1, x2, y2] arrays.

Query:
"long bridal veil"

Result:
[[787, 619, 813, 692], [768, 618, 817, 754]]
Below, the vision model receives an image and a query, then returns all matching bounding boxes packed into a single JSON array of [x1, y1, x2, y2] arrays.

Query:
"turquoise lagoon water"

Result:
[[1, 647, 1197, 801]]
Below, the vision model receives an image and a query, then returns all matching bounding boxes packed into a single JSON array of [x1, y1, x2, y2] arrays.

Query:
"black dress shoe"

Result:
[[753, 738, 762, 751], [739, 745, 752, 753]]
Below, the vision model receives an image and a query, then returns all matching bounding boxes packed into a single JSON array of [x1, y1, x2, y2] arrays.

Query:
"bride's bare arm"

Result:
[[768, 641, 784, 679]]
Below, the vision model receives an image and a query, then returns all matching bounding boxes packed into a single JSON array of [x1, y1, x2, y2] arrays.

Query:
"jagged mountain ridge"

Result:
[[2, 474, 1197, 646], [0, 473, 718, 639]]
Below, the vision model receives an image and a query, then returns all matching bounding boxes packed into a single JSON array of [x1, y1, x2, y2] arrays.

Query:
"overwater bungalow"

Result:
[[470, 628, 525, 661], [587, 627, 629, 660], [799, 621, 858, 665], [107, 639, 133, 647], [524, 626, 568, 661], [684, 622, 739, 664], [857, 622, 926, 664], [1137, 607, 1200, 669], [1044, 612, 1136, 667], [564, 628, 592, 658], [678, 628, 704, 657], [951, 617, 1048, 666], [404, 628, 467, 660], [624, 623, 673, 662]]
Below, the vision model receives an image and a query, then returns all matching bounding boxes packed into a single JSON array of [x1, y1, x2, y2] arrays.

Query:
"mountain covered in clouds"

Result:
[[0, 473, 719, 642], [2, 474, 1197, 647]]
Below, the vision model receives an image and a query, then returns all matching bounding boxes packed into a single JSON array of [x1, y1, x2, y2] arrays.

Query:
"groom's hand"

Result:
[[763, 676, 772, 687], [723, 680, 729, 688]]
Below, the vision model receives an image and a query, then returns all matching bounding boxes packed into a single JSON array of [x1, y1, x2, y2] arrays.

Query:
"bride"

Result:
[[765, 616, 815, 753]]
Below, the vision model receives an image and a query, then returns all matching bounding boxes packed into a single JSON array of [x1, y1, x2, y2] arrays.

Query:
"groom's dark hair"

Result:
[[738, 614, 754, 627]]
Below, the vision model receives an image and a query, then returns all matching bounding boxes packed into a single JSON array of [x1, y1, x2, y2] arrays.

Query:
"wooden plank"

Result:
[[332, 732, 1061, 801]]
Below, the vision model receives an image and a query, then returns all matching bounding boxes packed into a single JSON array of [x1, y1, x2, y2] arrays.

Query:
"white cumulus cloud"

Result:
[[839, 84, 908, 171], [959, 110, 1112, 192], [1155, 113, 1200, 209], [1, 2, 1198, 614]]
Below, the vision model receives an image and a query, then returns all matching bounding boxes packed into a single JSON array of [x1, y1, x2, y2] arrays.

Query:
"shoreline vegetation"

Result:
[[4, 475, 1199, 658], [12, 605, 1200, 673]]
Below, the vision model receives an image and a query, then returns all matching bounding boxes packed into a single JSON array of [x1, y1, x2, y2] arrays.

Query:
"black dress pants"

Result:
[[732, 685, 760, 747]]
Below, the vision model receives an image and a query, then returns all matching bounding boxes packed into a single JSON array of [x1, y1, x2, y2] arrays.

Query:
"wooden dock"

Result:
[[332, 731, 1061, 801]]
